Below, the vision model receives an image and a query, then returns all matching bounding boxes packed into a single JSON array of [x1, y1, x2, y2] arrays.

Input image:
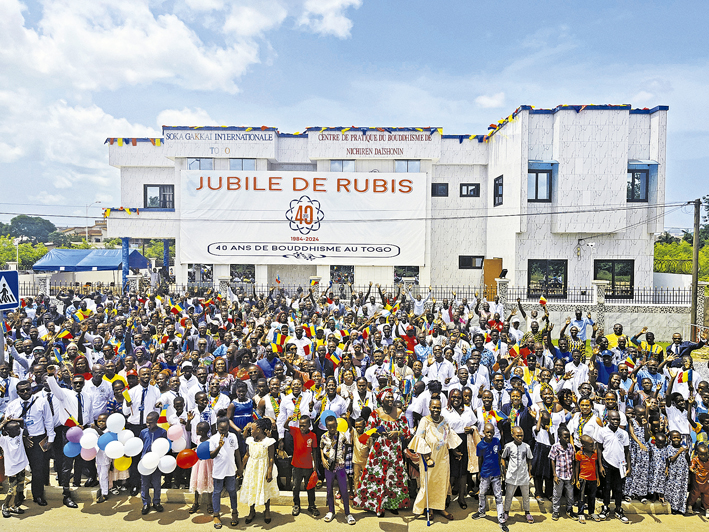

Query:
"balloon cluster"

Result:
[[63, 413, 197, 475]]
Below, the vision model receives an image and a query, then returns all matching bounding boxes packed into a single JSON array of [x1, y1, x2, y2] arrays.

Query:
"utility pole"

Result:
[[690, 198, 701, 338]]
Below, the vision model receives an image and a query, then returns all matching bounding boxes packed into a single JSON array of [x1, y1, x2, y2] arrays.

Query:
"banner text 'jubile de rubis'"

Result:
[[180, 171, 427, 266]]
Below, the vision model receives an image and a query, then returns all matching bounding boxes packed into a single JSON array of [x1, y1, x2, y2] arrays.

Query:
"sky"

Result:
[[1, 0, 707, 230]]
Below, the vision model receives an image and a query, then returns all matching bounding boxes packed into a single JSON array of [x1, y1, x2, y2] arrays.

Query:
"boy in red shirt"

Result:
[[285, 414, 319, 517], [574, 435, 600, 523], [688, 443, 709, 518]]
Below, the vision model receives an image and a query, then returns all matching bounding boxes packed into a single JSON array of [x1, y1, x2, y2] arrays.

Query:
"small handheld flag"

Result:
[[326, 351, 341, 367], [310, 279, 319, 286], [122, 389, 132, 402], [276, 275, 281, 284], [623, 356, 635, 370], [678, 370, 692, 383], [304, 324, 317, 338], [302, 343, 311, 357], [270, 343, 283, 354], [539, 295, 547, 305], [273, 332, 287, 346]]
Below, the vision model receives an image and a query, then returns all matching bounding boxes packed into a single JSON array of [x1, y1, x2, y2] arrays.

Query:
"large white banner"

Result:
[[180, 171, 427, 265]]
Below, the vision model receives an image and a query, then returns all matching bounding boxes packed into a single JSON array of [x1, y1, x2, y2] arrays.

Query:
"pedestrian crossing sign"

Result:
[[0, 271, 19, 311]]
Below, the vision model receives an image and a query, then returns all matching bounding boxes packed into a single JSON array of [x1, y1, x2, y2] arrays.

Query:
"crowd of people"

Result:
[[0, 281, 709, 530]]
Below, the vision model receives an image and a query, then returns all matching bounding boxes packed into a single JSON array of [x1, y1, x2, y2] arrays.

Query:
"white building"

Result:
[[106, 104, 668, 298]]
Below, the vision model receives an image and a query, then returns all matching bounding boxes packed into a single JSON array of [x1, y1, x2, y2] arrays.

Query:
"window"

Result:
[[395, 160, 421, 173], [187, 158, 213, 170], [460, 183, 480, 197], [229, 158, 256, 171], [330, 265, 354, 284], [594, 259, 634, 298], [143, 185, 174, 209], [431, 183, 449, 197], [230, 264, 255, 283], [493, 175, 503, 206], [527, 259, 568, 298], [627, 169, 648, 202], [394, 266, 419, 284], [527, 170, 552, 202], [188, 264, 212, 284], [459, 256, 483, 269], [330, 160, 355, 172]]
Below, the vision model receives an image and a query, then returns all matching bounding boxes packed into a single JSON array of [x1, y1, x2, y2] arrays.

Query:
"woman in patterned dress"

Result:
[[665, 430, 690, 514], [626, 406, 651, 501], [353, 387, 412, 516]]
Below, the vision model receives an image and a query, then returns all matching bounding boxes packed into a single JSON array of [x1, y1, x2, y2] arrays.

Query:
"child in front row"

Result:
[[321, 416, 355, 525], [93, 414, 111, 503], [501, 426, 534, 524], [688, 443, 709, 517], [190, 421, 214, 515], [549, 427, 575, 521], [472, 423, 508, 532], [286, 414, 319, 517], [665, 430, 690, 515], [574, 435, 600, 523], [0, 419, 28, 518]]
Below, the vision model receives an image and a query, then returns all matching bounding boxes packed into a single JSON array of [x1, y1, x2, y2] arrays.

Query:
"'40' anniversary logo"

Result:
[[285, 196, 325, 235]]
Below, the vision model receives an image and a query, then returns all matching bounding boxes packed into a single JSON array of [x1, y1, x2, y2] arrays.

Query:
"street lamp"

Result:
[[85, 201, 101, 243]]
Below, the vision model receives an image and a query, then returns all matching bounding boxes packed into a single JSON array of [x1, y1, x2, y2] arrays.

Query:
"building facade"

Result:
[[106, 104, 668, 297]]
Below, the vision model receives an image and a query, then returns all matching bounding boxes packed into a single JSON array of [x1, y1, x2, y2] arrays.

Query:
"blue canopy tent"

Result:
[[33, 249, 150, 272]]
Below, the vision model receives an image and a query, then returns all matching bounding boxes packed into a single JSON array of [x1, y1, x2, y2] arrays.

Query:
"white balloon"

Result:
[[151, 438, 170, 457], [142, 451, 160, 470], [83, 427, 99, 438], [137, 460, 157, 476], [171, 437, 187, 452], [124, 437, 144, 457], [80, 432, 99, 450], [158, 455, 177, 474], [106, 413, 126, 433], [105, 440, 125, 460], [118, 429, 133, 444]]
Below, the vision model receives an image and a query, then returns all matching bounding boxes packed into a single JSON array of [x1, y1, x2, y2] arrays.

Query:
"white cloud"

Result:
[[35, 191, 67, 205], [0, 0, 260, 93], [475, 92, 506, 109], [631, 90, 654, 103], [157, 107, 217, 128], [298, 0, 362, 39], [223, 2, 288, 38]]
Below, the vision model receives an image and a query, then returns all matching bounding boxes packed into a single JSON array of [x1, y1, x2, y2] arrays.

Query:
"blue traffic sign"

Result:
[[0, 270, 19, 311]]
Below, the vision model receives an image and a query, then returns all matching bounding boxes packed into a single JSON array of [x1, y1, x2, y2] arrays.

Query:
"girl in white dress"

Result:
[[240, 418, 279, 524]]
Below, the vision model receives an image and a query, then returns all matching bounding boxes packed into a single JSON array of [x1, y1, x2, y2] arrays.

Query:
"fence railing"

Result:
[[16, 280, 693, 307], [605, 286, 693, 305]]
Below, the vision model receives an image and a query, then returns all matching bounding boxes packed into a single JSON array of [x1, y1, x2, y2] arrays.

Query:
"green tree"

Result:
[[9, 215, 56, 244], [0, 222, 10, 237], [656, 231, 678, 244], [47, 231, 74, 248], [103, 238, 122, 249], [0, 236, 49, 270], [142, 239, 175, 264]]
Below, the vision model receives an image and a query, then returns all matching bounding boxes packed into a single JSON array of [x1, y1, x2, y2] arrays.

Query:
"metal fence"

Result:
[[506, 286, 595, 304], [16, 280, 693, 307]]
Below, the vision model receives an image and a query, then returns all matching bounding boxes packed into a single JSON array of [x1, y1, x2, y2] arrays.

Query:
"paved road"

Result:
[[3, 498, 707, 532]]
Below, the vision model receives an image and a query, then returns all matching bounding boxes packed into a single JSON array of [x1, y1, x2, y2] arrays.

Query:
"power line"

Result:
[[0, 201, 690, 225]]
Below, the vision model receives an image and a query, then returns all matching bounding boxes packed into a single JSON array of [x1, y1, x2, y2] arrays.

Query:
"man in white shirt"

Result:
[[47, 372, 94, 508], [364, 350, 388, 388], [209, 418, 242, 528], [594, 411, 630, 522], [407, 286, 432, 316], [6, 380, 55, 505], [276, 377, 313, 439], [123, 367, 161, 496], [422, 345, 456, 389]]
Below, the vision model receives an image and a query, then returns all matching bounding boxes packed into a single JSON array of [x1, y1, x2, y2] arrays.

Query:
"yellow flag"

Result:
[[437, 127, 443, 135], [125, 208, 132, 215], [155, 138, 161, 146], [104, 208, 111, 218], [245, 127, 252, 132], [117, 138, 123, 146]]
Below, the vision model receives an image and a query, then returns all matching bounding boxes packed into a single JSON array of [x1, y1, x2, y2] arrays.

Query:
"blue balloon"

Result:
[[196, 441, 211, 460], [97, 432, 118, 451], [321, 410, 337, 424], [64, 441, 81, 458]]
